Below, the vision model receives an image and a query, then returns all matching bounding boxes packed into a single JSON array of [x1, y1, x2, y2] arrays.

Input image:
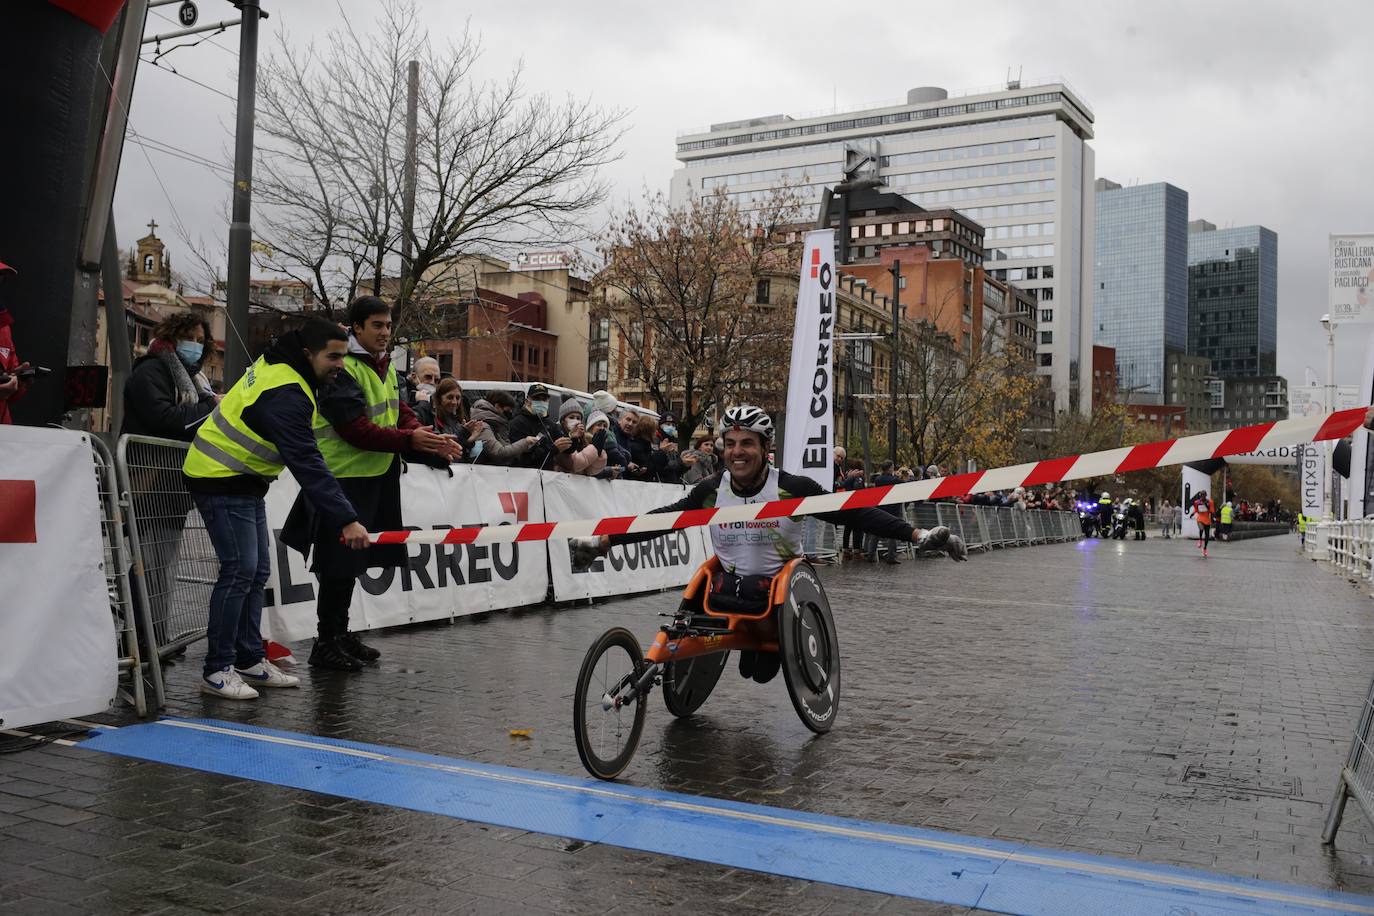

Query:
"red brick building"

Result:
[[414, 287, 557, 383], [1092, 345, 1117, 413]]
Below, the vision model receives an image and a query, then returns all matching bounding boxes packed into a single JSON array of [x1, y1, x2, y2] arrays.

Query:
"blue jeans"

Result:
[[192, 493, 270, 677]]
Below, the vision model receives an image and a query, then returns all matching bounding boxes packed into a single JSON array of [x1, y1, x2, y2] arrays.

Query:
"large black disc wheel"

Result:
[[573, 627, 648, 780], [662, 650, 729, 718], [777, 563, 841, 734]]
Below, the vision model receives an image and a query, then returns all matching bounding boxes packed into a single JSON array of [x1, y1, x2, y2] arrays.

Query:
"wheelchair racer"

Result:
[[574, 405, 966, 683]]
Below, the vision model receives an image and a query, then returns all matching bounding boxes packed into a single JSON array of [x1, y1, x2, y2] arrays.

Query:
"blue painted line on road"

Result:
[[79, 718, 1374, 916]]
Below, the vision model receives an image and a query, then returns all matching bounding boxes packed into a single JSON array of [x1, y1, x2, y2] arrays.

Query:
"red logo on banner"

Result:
[[810, 248, 821, 278], [497, 491, 530, 523], [0, 480, 37, 543]]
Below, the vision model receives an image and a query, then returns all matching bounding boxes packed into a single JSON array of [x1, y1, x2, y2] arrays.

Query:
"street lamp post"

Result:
[[1322, 313, 1337, 519], [887, 260, 901, 467]]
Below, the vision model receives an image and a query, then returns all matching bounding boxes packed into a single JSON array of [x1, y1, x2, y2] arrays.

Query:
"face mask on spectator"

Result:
[[175, 340, 204, 366], [662, 425, 676, 437], [416, 382, 436, 396], [531, 400, 549, 417]]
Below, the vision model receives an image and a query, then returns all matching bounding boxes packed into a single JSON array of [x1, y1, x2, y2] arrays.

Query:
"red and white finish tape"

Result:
[[369, 407, 1369, 547]]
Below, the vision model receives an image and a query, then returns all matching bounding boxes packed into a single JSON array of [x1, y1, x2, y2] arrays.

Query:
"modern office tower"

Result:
[[1187, 220, 1277, 378], [672, 80, 1097, 413], [1093, 179, 1189, 402]]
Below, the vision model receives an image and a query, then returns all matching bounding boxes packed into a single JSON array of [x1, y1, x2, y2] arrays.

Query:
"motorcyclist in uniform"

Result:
[[1097, 491, 1114, 534]]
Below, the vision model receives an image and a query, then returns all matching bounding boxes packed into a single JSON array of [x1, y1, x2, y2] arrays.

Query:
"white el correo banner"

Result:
[[0, 427, 117, 729], [262, 465, 552, 642], [543, 474, 711, 601], [1331, 234, 1374, 323], [783, 229, 836, 491]]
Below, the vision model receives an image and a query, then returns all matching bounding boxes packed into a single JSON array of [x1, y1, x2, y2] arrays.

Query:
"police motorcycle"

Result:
[[1109, 501, 1130, 540], [1076, 501, 1100, 538]]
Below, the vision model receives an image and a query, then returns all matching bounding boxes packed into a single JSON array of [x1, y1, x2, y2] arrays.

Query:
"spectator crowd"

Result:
[[400, 371, 721, 486]]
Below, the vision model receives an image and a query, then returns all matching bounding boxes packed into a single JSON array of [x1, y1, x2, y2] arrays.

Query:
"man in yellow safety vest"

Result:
[[183, 318, 370, 700], [280, 296, 458, 671]]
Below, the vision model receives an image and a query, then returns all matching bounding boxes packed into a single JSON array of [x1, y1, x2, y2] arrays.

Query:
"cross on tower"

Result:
[[147, 219, 158, 236]]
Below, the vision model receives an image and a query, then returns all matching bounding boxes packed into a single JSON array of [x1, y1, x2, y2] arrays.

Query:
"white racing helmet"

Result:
[[721, 405, 774, 442]]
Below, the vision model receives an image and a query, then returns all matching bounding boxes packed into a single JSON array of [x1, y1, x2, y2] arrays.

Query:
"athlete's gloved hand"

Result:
[[944, 534, 968, 562], [569, 537, 606, 568], [915, 525, 950, 553], [914, 525, 967, 561]]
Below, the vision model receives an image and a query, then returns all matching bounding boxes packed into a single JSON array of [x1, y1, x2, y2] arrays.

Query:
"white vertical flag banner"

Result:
[[1347, 328, 1374, 520], [1330, 233, 1374, 323], [783, 229, 836, 491], [1302, 444, 1324, 524]]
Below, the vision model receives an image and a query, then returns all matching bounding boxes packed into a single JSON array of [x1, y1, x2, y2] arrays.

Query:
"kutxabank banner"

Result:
[[262, 465, 551, 642], [543, 474, 710, 602], [1331, 233, 1374, 323], [782, 229, 837, 491]]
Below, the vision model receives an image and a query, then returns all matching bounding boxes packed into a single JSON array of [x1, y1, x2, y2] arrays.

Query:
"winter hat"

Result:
[[559, 398, 585, 421], [586, 409, 610, 429], [591, 389, 617, 413]]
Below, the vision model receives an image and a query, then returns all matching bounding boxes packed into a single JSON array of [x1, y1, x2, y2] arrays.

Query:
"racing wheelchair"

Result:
[[573, 555, 839, 781]]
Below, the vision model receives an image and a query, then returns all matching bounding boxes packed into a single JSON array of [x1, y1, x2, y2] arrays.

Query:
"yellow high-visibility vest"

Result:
[[314, 353, 400, 478], [184, 358, 316, 480]]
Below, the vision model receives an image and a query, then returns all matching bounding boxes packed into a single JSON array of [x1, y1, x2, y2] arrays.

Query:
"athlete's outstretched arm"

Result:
[[778, 471, 967, 561]]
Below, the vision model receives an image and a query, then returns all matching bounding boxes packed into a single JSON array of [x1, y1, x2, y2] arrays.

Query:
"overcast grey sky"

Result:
[[114, 0, 1374, 391]]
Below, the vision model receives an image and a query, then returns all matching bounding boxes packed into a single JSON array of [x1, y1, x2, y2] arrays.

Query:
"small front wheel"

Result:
[[574, 627, 648, 780], [663, 650, 729, 718]]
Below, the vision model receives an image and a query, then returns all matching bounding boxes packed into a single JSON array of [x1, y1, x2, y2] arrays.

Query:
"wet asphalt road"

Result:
[[4, 532, 1374, 914]]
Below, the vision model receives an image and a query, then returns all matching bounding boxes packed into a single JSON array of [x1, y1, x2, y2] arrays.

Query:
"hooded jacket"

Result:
[[182, 330, 356, 529], [469, 398, 537, 464]]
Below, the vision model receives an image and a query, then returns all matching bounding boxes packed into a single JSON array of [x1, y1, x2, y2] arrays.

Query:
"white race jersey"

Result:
[[711, 468, 805, 577]]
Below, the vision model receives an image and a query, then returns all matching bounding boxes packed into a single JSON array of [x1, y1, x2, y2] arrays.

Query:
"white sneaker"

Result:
[[235, 659, 301, 689], [202, 666, 259, 700]]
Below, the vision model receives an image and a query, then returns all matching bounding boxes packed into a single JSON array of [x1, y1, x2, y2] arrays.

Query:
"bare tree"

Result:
[[864, 292, 1039, 472], [250, 1, 624, 333], [592, 190, 804, 444]]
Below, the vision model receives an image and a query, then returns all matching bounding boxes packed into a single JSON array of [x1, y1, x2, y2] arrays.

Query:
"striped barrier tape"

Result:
[[369, 406, 1369, 547]]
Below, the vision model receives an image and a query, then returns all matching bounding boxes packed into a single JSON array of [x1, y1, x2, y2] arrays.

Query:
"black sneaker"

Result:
[[751, 652, 781, 684], [308, 638, 364, 672], [340, 632, 380, 663]]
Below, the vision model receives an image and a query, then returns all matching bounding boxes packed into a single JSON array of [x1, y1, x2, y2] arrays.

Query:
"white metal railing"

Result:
[[1307, 519, 1374, 587]]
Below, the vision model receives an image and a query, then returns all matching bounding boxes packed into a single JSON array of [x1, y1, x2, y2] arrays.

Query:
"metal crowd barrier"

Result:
[[1324, 667, 1374, 846], [89, 436, 148, 717], [1303, 517, 1374, 847], [821, 504, 1079, 557], [116, 435, 216, 709]]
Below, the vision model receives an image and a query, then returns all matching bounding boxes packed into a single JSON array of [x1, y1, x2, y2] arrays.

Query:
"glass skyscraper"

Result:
[[1092, 181, 1188, 400], [1186, 222, 1278, 378]]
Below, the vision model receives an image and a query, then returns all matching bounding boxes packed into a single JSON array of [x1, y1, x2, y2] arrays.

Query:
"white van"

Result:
[[453, 380, 658, 420]]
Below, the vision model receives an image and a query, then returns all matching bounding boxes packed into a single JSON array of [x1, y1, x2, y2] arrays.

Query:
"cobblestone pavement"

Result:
[[5, 533, 1374, 914]]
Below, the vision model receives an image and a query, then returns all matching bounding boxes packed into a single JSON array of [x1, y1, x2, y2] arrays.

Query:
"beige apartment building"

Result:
[[425, 252, 592, 392]]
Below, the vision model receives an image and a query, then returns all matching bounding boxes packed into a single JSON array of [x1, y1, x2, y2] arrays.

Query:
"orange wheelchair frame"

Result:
[[573, 555, 840, 781]]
